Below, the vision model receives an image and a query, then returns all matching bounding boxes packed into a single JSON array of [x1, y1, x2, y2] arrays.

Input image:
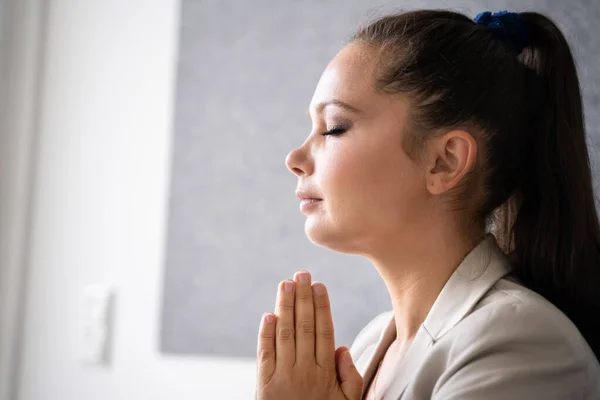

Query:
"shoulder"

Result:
[[456, 275, 593, 356], [429, 276, 600, 398]]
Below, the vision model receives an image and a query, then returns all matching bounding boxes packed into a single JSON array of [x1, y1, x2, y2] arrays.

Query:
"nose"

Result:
[[285, 144, 312, 177]]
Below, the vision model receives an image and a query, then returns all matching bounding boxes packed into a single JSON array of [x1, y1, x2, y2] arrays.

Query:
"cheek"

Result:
[[320, 143, 424, 226]]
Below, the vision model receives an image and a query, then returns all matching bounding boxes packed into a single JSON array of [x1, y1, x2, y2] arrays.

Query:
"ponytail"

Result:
[[496, 12, 600, 358]]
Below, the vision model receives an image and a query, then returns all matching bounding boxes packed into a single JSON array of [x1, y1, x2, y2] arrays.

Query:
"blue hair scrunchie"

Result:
[[474, 11, 531, 54]]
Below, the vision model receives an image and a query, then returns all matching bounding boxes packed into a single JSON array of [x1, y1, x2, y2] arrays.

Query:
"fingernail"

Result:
[[344, 351, 354, 365], [297, 271, 310, 284], [264, 313, 275, 324], [312, 283, 325, 296], [284, 280, 294, 293]]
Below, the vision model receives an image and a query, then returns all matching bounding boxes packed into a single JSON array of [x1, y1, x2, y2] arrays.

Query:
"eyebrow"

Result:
[[308, 99, 363, 117]]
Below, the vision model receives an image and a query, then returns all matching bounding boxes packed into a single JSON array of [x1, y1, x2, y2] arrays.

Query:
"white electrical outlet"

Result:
[[79, 285, 114, 366]]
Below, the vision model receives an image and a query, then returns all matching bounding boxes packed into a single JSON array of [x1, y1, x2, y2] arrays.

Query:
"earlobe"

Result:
[[425, 131, 477, 195]]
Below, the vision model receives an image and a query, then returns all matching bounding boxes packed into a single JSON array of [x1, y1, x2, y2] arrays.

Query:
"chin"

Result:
[[304, 217, 364, 255]]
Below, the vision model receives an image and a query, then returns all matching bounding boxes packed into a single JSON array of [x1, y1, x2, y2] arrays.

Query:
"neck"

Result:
[[366, 224, 485, 344]]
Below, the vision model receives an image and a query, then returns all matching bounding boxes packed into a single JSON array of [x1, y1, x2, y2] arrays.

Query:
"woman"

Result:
[[255, 9, 600, 400]]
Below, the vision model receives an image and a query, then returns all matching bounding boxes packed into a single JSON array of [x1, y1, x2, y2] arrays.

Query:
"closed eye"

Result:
[[321, 127, 348, 136]]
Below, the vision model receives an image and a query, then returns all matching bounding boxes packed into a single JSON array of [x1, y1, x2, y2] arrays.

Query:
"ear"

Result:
[[425, 130, 477, 195]]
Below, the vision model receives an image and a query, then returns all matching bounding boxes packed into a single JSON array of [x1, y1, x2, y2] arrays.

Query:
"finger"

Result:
[[294, 271, 315, 366], [312, 281, 336, 369], [335, 346, 363, 400], [256, 312, 277, 386], [274, 279, 296, 369]]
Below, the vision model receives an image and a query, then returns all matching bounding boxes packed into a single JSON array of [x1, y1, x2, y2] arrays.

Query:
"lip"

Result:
[[299, 198, 322, 212], [295, 190, 322, 201], [295, 190, 322, 213]]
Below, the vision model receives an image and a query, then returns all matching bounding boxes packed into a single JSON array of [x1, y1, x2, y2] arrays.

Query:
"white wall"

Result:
[[13, 1, 256, 399]]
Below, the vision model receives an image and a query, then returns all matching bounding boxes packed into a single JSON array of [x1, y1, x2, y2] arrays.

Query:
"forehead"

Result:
[[310, 43, 379, 113]]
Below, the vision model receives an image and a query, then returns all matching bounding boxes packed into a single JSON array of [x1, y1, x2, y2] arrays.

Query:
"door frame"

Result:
[[0, 1, 48, 399]]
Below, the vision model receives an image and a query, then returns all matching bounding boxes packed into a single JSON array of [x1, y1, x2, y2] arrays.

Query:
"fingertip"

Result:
[[282, 279, 295, 294], [264, 312, 276, 325], [334, 346, 348, 364], [337, 346, 363, 399], [260, 312, 277, 333], [294, 270, 311, 283], [336, 345, 349, 354], [311, 282, 326, 296], [343, 350, 354, 366]]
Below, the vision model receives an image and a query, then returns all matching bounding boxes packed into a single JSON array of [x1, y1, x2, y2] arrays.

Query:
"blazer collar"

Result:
[[422, 233, 511, 341], [360, 234, 512, 399]]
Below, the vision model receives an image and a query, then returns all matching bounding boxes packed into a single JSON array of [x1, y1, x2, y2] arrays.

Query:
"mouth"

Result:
[[300, 198, 322, 205], [299, 198, 322, 212], [295, 190, 323, 202], [295, 190, 323, 212]]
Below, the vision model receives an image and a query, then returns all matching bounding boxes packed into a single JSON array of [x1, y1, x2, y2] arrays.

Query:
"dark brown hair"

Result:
[[351, 10, 600, 358]]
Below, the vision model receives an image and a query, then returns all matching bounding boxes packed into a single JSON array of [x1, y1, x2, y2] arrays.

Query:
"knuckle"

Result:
[[257, 348, 273, 362], [278, 302, 294, 312], [297, 318, 315, 335], [277, 324, 295, 341], [314, 301, 330, 311], [297, 291, 312, 301], [260, 329, 275, 340], [318, 326, 335, 340]]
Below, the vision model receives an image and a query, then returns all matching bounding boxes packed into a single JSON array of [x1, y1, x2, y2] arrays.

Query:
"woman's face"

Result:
[[285, 43, 433, 255]]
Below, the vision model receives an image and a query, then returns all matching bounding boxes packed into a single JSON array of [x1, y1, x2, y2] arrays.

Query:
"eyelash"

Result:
[[321, 127, 348, 136]]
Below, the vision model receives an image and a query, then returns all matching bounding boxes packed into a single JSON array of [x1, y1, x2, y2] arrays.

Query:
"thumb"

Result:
[[335, 346, 363, 400]]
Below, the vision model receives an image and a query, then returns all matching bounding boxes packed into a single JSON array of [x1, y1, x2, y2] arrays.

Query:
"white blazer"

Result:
[[350, 234, 600, 399]]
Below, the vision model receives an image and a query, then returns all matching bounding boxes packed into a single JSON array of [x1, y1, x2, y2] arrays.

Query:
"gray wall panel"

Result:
[[161, 0, 599, 357]]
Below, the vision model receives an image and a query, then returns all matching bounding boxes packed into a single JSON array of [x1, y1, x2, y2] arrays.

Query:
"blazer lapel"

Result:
[[355, 311, 396, 398], [383, 234, 512, 400]]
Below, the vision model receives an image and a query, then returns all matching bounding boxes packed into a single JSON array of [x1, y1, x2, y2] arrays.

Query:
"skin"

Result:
[[256, 42, 484, 399]]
